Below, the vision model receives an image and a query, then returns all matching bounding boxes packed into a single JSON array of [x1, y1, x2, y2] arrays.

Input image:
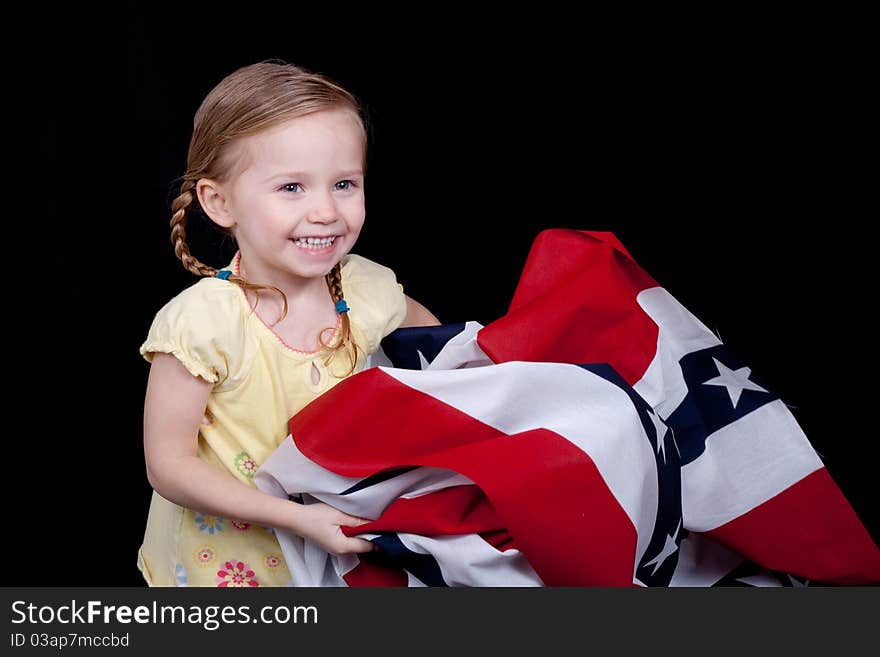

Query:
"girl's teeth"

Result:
[[293, 236, 336, 248]]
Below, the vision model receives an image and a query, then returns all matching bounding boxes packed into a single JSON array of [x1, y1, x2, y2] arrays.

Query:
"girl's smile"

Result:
[[290, 234, 342, 256]]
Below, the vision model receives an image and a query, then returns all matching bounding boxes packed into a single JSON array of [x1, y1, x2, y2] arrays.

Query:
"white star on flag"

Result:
[[643, 519, 682, 576], [702, 357, 768, 408], [647, 408, 670, 463], [417, 349, 431, 370]]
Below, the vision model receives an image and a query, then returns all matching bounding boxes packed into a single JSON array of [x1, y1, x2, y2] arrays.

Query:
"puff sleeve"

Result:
[[138, 278, 249, 389], [341, 253, 408, 354]]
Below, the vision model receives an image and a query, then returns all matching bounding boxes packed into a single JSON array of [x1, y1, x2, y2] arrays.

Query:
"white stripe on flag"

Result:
[[681, 399, 823, 531], [400, 472, 475, 499], [632, 286, 721, 415], [257, 439, 473, 519], [668, 534, 748, 586], [424, 321, 492, 370], [396, 532, 542, 586]]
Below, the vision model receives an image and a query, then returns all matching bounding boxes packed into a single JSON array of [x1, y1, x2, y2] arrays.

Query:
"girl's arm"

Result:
[[399, 294, 441, 327], [143, 352, 374, 555]]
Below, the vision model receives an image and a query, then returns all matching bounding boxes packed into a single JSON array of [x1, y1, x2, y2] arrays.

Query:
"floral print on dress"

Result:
[[174, 563, 188, 587], [216, 560, 259, 587], [194, 513, 224, 535], [230, 520, 251, 531], [264, 555, 283, 569], [194, 546, 217, 567], [235, 452, 258, 479]]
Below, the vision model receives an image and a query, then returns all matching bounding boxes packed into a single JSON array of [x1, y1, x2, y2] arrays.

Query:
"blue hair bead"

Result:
[[336, 299, 350, 314], [216, 270, 232, 280]]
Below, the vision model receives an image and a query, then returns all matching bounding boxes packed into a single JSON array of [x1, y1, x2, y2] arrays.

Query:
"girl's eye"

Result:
[[336, 179, 358, 191], [280, 183, 303, 193]]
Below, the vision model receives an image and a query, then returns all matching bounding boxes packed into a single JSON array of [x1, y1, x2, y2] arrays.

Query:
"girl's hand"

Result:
[[292, 501, 377, 556]]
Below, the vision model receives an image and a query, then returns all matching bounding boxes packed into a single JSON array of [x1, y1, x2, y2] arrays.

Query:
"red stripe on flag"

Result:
[[479, 528, 520, 552], [706, 468, 880, 584], [342, 556, 409, 587], [340, 485, 521, 552], [293, 369, 638, 586], [342, 484, 502, 537], [341, 484, 523, 553], [477, 229, 661, 386]]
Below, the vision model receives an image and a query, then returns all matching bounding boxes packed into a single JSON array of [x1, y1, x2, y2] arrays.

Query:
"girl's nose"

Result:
[[307, 191, 339, 221]]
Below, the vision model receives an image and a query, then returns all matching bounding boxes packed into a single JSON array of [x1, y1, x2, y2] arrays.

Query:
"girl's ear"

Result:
[[196, 178, 236, 229]]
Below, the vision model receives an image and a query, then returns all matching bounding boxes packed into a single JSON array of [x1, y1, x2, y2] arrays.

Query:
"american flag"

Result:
[[254, 229, 880, 586]]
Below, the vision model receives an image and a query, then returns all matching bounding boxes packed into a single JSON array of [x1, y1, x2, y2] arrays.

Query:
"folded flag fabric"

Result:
[[254, 229, 880, 586]]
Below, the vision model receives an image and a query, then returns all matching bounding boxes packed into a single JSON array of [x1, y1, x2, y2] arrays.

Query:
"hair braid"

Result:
[[320, 263, 361, 377], [170, 179, 220, 278]]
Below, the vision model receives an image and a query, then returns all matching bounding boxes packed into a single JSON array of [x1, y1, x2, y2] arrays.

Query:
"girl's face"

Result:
[[209, 108, 366, 283]]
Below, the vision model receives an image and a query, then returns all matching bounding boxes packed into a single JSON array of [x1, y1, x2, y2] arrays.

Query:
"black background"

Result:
[[12, 5, 875, 585]]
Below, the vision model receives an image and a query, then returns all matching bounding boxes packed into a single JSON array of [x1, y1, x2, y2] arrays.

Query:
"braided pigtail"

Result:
[[319, 262, 361, 377], [170, 179, 220, 277], [169, 178, 290, 325]]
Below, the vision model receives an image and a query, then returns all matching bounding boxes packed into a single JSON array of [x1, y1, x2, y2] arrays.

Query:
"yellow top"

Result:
[[137, 250, 407, 587]]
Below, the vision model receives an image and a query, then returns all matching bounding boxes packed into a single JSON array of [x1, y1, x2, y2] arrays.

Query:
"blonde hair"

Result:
[[169, 59, 367, 377]]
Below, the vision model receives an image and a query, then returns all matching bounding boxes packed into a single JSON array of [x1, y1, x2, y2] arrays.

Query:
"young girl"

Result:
[[138, 59, 441, 587]]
